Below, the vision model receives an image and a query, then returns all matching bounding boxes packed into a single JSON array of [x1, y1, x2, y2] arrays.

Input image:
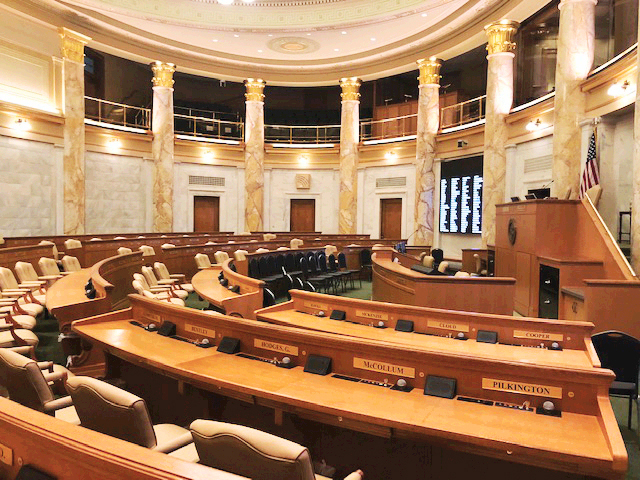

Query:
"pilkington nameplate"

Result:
[[513, 330, 563, 342], [427, 320, 470, 333], [186, 324, 215, 339], [254, 338, 299, 356], [356, 310, 389, 321], [354, 358, 415, 378], [482, 378, 562, 399]]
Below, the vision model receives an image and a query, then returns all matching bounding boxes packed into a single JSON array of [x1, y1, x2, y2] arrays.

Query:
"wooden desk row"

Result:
[[70, 295, 626, 480], [371, 248, 516, 315]]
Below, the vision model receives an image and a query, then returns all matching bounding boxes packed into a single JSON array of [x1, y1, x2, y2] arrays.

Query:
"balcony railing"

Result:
[[84, 97, 150, 130], [174, 113, 244, 142], [265, 124, 341, 145], [440, 95, 486, 130], [360, 113, 418, 142]]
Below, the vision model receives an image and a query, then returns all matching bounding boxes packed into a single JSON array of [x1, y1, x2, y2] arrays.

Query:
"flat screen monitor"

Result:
[[439, 156, 483, 235]]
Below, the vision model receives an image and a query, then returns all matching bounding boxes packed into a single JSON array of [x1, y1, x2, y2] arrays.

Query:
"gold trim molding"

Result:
[[245, 78, 266, 102], [58, 28, 91, 63], [485, 20, 519, 56], [417, 57, 442, 86], [151, 61, 176, 88], [340, 77, 361, 101]]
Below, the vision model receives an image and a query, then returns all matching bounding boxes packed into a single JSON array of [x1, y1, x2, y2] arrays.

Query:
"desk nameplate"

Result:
[[427, 320, 469, 333], [304, 301, 329, 311], [355, 310, 388, 321], [353, 358, 415, 378], [254, 338, 299, 356], [513, 330, 563, 342], [482, 378, 562, 399], [185, 324, 215, 338]]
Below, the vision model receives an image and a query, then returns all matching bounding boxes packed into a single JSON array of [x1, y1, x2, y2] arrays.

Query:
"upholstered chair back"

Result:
[[454, 271, 470, 277], [38, 257, 61, 277], [195, 254, 212, 269], [117, 247, 133, 256], [38, 240, 59, 260], [133, 273, 151, 290], [324, 245, 338, 257], [153, 262, 171, 281], [214, 251, 230, 264], [438, 261, 449, 274], [66, 376, 157, 448], [139, 245, 155, 257], [61, 256, 82, 272], [0, 348, 54, 411], [64, 239, 82, 250], [141, 266, 160, 287], [263, 233, 277, 241], [190, 420, 316, 480], [255, 248, 269, 254], [0, 267, 21, 290], [290, 239, 304, 249], [233, 250, 249, 262], [422, 256, 435, 269], [161, 243, 176, 249], [15, 262, 39, 283]]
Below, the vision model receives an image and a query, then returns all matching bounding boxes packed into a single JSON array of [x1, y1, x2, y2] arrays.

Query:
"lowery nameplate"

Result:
[[482, 378, 562, 399], [254, 339, 299, 356], [427, 320, 470, 333], [513, 330, 563, 342], [353, 358, 415, 378]]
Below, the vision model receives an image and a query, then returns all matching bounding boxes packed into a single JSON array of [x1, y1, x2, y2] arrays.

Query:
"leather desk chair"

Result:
[[454, 271, 470, 277], [63, 239, 82, 250], [67, 376, 197, 461], [117, 247, 133, 255], [0, 299, 37, 330], [437, 261, 449, 274], [0, 348, 78, 424], [161, 243, 177, 249], [239, 231, 252, 236], [190, 420, 363, 480], [0, 311, 39, 347], [15, 261, 57, 287], [195, 253, 213, 270], [233, 250, 249, 262], [0, 267, 46, 312], [255, 248, 269, 254], [139, 245, 156, 257], [263, 233, 277, 241], [38, 257, 71, 278], [277, 246, 289, 251], [422, 255, 435, 269], [132, 279, 185, 307], [290, 239, 304, 249], [61, 255, 82, 273], [39, 240, 61, 261], [141, 266, 188, 300], [214, 251, 230, 264], [324, 245, 338, 257], [153, 262, 193, 293]]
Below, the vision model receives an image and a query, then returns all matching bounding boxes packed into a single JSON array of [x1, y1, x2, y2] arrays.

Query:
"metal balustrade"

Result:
[[84, 96, 150, 129], [440, 95, 486, 130]]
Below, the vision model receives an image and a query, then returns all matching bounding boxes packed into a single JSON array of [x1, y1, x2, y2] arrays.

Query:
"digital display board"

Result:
[[439, 156, 483, 235]]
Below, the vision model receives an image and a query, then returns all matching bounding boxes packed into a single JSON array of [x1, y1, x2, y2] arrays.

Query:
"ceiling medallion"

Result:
[[268, 36, 320, 54]]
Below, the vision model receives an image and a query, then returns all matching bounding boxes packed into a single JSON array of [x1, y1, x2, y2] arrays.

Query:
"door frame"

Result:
[[374, 191, 408, 239], [284, 193, 322, 232], [187, 189, 226, 232]]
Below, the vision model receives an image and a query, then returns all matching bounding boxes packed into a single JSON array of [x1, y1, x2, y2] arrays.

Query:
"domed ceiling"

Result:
[[21, 0, 549, 84]]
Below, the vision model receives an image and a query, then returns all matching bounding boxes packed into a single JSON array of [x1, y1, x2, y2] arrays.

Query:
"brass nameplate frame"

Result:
[[185, 324, 215, 338], [427, 320, 470, 333], [304, 301, 329, 311], [254, 339, 299, 356], [513, 330, 563, 342], [353, 358, 415, 378], [356, 310, 388, 321], [482, 378, 562, 399]]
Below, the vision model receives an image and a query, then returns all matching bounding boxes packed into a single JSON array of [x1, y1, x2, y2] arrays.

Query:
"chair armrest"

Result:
[[7, 345, 36, 359], [0, 323, 13, 331], [156, 279, 176, 285], [42, 369, 67, 384], [169, 274, 185, 280], [37, 361, 54, 372], [343, 470, 364, 480], [153, 432, 194, 454], [149, 286, 171, 292], [43, 395, 74, 413], [19, 281, 45, 287], [59, 271, 73, 276], [38, 275, 62, 281], [1, 289, 30, 295]]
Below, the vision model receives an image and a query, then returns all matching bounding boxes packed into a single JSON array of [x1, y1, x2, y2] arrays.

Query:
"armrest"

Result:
[[343, 470, 364, 480], [37, 361, 54, 372], [43, 395, 74, 412], [149, 286, 171, 292], [19, 281, 45, 287], [0, 323, 13, 331], [169, 274, 185, 280], [38, 275, 61, 281], [7, 345, 36, 359], [156, 279, 176, 285], [42, 369, 67, 384], [59, 271, 73, 276], [1, 289, 30, 294]]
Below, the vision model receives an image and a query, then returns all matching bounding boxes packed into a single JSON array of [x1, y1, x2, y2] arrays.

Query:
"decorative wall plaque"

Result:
[[295, 174, 311, 189]]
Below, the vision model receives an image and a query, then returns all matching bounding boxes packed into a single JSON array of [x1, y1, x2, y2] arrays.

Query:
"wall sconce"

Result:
[[203, 150, 215, 162], [106, 138, 122, 151], [525, 118, 546, 131], [298, 155, 310, 167], [384, 151, 398, 161], [607, 80, 630, 97], [12, 118, 31, 131]]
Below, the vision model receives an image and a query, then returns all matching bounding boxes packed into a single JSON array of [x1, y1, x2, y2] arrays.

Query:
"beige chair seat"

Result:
[[54, 404, 81, 425], [0, 312, 36, 330], [0, 329, 38, 347], [10, 300, 43, 317], [168, 442, 200, 463]]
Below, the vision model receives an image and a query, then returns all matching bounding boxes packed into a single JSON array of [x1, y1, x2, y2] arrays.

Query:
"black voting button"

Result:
[[157, 321, 176, 337], [424, 375, 457, 399], [477, 330, 498, 344], [217, 336, 240, 354], [304, 355, 332, 375], [329, 310, 346, 321], [395, 319, 414, 332]]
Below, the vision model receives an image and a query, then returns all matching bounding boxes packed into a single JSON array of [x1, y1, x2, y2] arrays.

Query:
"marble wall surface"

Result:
[[85, 151, 148, 234], [339, 100, 359, 234], [244, 101, 265, 232], [506, 136, 553, 200], [152, 86, 174, 232], [0, 136, 58, 236]]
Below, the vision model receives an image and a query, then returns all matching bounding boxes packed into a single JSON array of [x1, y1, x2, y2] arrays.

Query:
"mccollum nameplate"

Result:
[[254, 338, 299, 356], [513, 330, 563, 342], [482, 378, 562, 399], [353, 358, 416, 379]]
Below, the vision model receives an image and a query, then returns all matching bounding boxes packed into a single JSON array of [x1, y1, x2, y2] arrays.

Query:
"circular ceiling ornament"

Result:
[[268, 36, 320, 54]]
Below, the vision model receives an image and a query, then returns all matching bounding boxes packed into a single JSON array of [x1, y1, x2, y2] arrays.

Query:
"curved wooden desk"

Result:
[[191, 260, 264, 319], [72, 295, 626, 480], [372, 248, 516, 314]]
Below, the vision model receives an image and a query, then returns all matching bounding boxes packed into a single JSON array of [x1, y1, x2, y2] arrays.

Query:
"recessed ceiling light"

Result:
[[421, 13, 428, 17], [212, 39, 219, 42], [341, 31, 347, 35], [371, 37, 376, 41], [218, 0, 233, 5], [334, 48, 339, 52], [233, 34, 240, 38], [268, 34, 273, 37], [257, 49, 263, 52]]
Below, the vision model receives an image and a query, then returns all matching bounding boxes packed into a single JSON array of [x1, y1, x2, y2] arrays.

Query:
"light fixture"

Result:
[[233, 34, 240, 38], [298, 155, 310, 167], [607, 80, 630, 97], [203, 150, 215, 162], [242, 0, 255, 3], [106, 138, 122, 151], [384, 151, 398, 162], [218, 0, 233, 4], [12, 118, 31, 131], [525, 118, 546, 131], [341, 31, 347, 35]]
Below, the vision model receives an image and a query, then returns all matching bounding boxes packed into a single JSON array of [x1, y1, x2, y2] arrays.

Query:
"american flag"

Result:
[[579, 131, 600, 198]]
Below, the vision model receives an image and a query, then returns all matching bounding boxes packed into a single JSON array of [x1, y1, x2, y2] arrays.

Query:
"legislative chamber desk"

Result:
[[72, 295, 626, 480]]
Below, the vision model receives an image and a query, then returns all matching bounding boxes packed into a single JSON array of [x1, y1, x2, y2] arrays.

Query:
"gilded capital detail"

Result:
[[151, 62, 176, 88], [417, 57, 442, 86], [245, 78, 266, 102], [58, 28, 90, 63], [485, 20, 519, 55], [340, 77, 361, 101]]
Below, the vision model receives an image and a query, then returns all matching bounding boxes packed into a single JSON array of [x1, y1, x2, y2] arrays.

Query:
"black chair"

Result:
[[338, 252, 361, 288], [317, 254, 339, 294], [359, 249, 372, 281], [328, 254, 349, 291], [248, 258, 260, 279], [292, 276, 304, 291], [299, 257, 332, 293], [302, 281, 316, 292], [284, 253, 301, 277], [592, 330, 640, 430], [431, 248, 444, 269], [262, 288, 276, 308]]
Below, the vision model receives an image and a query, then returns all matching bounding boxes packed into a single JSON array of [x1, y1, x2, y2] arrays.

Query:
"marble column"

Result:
[[59, 28, 90, 235], [414, 57, 442, 246], [244, 78, 266, 232], [632, 11, 640, 273], [481, 20, 519, 247], [551, 0, 597, 199], [339, 77, 361, 234], [151, 61, 176, 233]]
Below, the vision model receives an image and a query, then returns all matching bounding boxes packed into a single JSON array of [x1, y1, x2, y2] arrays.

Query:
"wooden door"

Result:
[[380, 198, 402, 239], [194, 196, 220, 232], [290, 199, 315, 232]]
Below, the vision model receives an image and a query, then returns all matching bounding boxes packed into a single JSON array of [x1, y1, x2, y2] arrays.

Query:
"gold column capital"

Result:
[[484, 19, 520, 55], [58, 28, 91, 63], [151, 61, 176, 88], [245, 78, 266, 102], [340, 77, 361, 101], [417, 57, 442, 86]]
